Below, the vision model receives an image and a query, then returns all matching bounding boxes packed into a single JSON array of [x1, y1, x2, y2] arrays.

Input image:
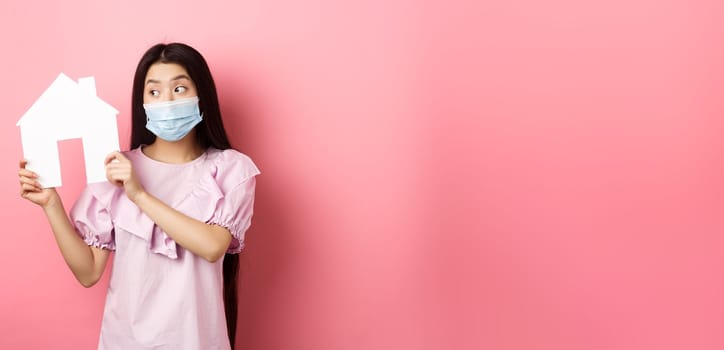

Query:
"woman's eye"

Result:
[[174, 86, 187, 93], [149, 90, 159, 96]]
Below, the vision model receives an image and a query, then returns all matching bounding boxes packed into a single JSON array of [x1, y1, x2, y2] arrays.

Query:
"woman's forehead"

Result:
[[145, 62, 191, 83]]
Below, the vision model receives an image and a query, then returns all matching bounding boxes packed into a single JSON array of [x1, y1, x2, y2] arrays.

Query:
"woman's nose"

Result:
[[161, 89, 174, 102]]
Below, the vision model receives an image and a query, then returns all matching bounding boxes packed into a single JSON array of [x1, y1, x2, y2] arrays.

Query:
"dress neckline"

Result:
[[136, 146, 208, 167]]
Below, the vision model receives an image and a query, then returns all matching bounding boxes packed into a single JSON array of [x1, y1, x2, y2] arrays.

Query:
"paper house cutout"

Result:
[[17, 73, 120, 188]]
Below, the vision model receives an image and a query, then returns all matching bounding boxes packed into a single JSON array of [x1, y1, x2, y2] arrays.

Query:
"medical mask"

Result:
[[143, 96, 202, 142]]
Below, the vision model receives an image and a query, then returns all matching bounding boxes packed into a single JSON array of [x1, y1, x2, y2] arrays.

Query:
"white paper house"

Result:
[[17, 73, 120, 188]]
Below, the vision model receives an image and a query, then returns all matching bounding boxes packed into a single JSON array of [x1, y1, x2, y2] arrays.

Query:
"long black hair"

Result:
[[130, 42, 239, 348]]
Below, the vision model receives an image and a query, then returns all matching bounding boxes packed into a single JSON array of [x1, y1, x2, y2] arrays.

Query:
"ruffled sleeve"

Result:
[[207, 176, 258, 253], [181, 149, 260, 254], [69, 182, 118, 250]]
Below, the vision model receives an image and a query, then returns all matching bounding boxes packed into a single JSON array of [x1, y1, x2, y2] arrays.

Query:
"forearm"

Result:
[[131, 191, 231, 262], [43, 200, 106, 287]]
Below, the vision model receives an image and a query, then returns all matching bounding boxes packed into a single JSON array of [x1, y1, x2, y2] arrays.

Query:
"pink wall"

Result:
[[1, 1, 723, 349]]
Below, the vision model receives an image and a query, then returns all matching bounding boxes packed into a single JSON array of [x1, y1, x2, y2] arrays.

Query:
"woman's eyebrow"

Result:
[[171, 74, 191, 82], [145, 75, 191, 85]]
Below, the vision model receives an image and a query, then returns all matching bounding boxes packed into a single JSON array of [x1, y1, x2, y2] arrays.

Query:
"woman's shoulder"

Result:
[[205, 148, 260, 187], [206, 148, 254, 163], [80, 180, 122, 208]]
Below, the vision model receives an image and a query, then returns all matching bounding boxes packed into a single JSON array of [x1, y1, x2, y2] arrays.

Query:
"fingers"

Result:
[[20, 181, 41, 193], [105, 151, 127, 186], [113, 152, 129, 162], [103, 152, 144, 199], [105, 159, 130, 187], [104, 152, 118, 165], [19, 173, 42, 193], [19, 174, 41, 191], [105, 159, 130, 175], [18, 168, 37, 179], [106, 167, 130, 180], [18, 159, 41, 191], [104, 151, 126, 165], [18, 159, 37, 177], [105, 167, 125, 187]]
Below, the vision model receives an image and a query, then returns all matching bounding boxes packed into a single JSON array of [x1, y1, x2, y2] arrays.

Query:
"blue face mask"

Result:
[[143, 96, 202, 142]]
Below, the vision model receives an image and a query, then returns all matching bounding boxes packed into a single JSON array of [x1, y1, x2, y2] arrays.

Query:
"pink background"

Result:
[[1, 1, 723, 349]]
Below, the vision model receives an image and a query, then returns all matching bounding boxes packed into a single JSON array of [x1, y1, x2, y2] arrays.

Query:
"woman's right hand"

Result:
[[18, 159, 59, 209]]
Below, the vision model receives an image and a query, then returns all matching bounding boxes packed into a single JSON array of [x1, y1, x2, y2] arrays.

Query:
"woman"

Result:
[[18, 42, 259, 349]]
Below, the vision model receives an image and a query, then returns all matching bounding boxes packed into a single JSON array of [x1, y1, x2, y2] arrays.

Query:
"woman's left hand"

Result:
[[105, 151, 145, 202]]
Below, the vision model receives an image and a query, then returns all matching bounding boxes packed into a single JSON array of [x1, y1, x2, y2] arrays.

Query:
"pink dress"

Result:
[[70, 147, 260, 350]]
